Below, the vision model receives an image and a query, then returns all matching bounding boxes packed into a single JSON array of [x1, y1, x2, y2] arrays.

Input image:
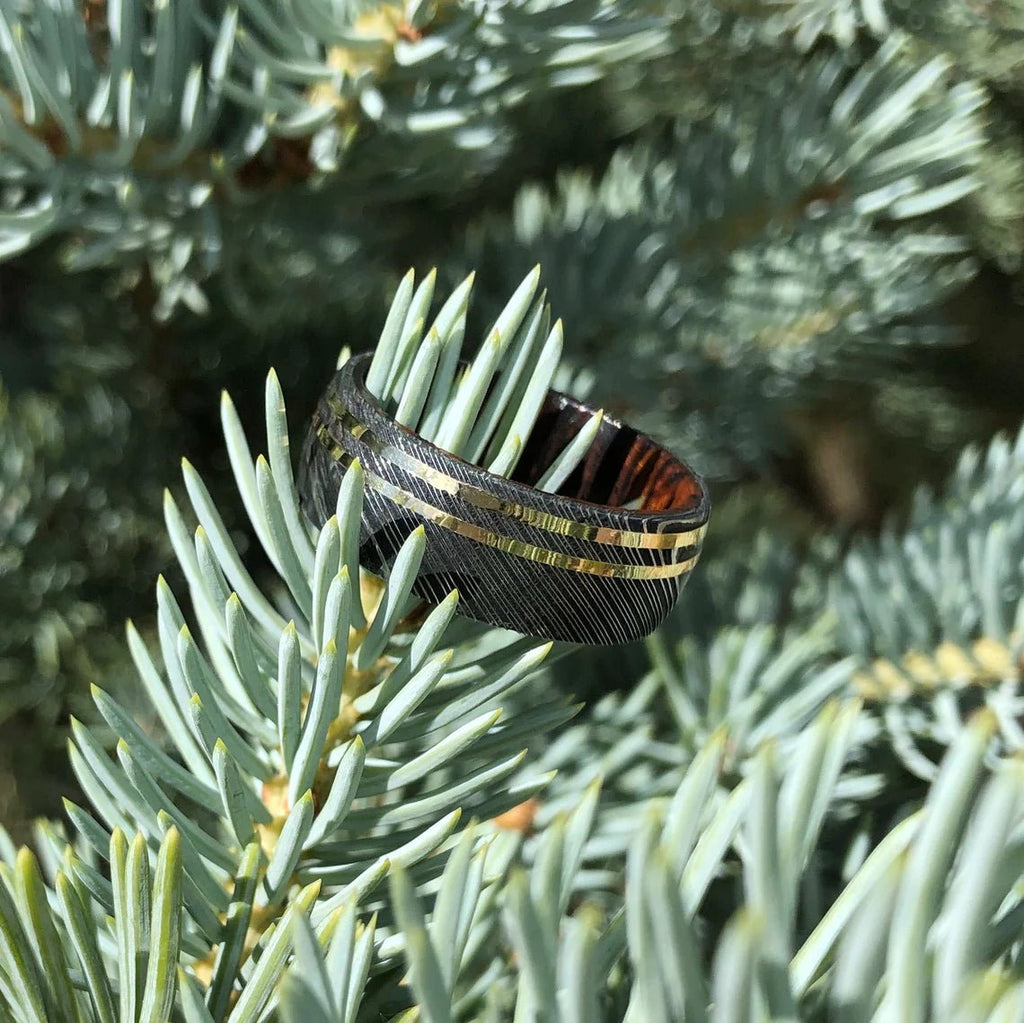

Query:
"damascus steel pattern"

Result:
[[298, 353, 710, 645]]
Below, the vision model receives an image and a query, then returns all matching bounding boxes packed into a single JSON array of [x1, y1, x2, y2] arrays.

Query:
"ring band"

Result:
[[299, 353, 709, 644]]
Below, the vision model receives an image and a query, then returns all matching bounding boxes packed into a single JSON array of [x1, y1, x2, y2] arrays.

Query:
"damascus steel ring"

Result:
[[299, 353, 709, 645]]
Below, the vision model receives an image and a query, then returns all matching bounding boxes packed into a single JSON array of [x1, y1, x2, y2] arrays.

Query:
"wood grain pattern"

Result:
[[299, 354, 710, 645]]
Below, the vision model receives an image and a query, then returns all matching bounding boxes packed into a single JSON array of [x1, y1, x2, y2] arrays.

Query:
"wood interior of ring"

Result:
[[511, 393, 705, 514]]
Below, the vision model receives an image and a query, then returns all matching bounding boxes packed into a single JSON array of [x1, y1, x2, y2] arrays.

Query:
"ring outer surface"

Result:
[[299, 353, 710, 645]]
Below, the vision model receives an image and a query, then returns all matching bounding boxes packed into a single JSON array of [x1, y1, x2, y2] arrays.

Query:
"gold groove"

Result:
[[361, 466, 701, 580], [320, 397, 707, 550], [316, 424, 699, 579]]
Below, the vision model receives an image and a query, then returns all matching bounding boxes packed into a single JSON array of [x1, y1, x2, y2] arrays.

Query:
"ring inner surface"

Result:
[[511, 393, 704, 515]]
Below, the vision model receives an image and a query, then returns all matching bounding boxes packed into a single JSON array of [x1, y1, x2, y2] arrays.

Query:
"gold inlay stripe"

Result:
[[364, 468, 700, 580], [316, 425, 699, 580], [321, 397, 707, 551]]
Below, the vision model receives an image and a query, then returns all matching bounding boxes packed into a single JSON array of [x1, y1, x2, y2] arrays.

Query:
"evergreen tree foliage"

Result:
[[2, 2, 1024, 1020], [1, 271, 1023, 1021]]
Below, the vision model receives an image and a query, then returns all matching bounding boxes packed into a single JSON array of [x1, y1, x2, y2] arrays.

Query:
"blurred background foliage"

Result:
[[1, 0, 1024, 834]]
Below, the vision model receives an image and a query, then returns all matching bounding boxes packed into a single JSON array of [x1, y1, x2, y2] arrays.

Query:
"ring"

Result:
[[299, 353, 709, 645]]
